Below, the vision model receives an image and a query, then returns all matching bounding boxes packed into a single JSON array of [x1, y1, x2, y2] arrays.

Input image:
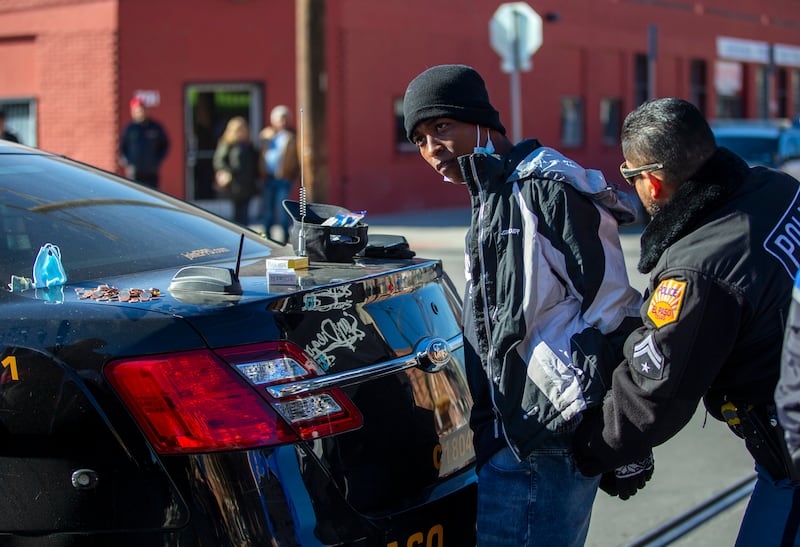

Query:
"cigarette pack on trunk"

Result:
[[266, 256, 309, 270]]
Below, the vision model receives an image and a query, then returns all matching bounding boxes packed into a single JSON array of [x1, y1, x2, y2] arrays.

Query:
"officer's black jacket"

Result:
[[574, 147, 800, 475]]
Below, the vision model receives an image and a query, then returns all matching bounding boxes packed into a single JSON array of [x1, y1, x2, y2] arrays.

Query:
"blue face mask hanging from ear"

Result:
[[442, 124, 496, 184], [474, 125, 495, 155]]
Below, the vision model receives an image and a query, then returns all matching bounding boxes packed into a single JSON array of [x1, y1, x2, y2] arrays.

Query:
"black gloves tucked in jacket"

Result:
[[598, 452, 655, 500]]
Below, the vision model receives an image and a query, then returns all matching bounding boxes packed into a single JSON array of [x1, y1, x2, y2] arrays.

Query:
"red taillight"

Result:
[[216, 342, 363, 440], [105, 342, 362, 455]]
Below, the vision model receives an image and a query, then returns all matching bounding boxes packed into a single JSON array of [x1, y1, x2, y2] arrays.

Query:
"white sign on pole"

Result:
[[490, 2, 542, 73], [489, 2, 542, 142]]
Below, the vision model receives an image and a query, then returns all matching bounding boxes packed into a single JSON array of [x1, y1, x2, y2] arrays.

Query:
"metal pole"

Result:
[[510, 70, 522, 143], [764, 43, 775, 119], [648, 24, 658, 100], [510, 9, 523, 142]]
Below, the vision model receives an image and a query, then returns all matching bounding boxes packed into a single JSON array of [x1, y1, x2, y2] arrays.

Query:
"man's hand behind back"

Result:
[[599, 451, 655, 500]]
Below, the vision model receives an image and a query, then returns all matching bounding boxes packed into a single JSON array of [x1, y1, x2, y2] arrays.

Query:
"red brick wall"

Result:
[[0, 0, 797, 216], [0, 0, 117, 169], [117, 0, 296, 199], [38, 28, 117, 167], [326, 0, 800, 214]]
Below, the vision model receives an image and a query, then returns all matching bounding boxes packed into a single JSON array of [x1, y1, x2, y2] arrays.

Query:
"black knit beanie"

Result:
[[403, 64, 506, 142]]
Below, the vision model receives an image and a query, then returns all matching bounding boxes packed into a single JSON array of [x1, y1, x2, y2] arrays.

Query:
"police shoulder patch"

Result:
[[631, 334, 664, 380], [647, 278, 687, 328]]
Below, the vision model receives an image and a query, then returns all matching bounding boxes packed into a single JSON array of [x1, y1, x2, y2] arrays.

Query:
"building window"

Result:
[[690, 59, 708, 116], [634, 53, 648, 107], [395, 98, 415, 153], [793, 69, 800, 120], [777, 67, 789, 119], [561, 96, 584, 148], [756, 66, 770, 119], [600, 98, 622, 146], [0, 99, 36, 147], [715, 61, 744, 119]]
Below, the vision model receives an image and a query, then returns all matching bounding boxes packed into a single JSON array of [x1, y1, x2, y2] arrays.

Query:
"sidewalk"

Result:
[[367, 207, 470, 253], [367, 206, 471, 228]]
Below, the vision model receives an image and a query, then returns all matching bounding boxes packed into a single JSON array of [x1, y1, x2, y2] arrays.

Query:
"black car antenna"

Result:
[[297, 107, 307, 257], [234, 232, 244, 279]]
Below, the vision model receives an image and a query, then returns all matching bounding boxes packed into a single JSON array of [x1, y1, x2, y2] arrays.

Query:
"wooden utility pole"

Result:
[[296, 0, 328, 203]]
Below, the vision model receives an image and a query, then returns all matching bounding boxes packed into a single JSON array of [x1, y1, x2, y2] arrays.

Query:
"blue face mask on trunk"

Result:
[[33, 243, 67, 289]]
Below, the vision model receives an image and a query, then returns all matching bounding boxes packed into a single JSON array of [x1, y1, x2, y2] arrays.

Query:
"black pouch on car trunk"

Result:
[[282, 200, 368, 263], [362, 234, 416, 259]]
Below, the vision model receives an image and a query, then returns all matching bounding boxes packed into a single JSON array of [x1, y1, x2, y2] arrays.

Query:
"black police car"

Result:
[[0, 141, 477, 546]]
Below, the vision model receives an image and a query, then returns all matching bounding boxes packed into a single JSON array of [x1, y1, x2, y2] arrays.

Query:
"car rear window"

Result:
[[0, 154, 278, 285]]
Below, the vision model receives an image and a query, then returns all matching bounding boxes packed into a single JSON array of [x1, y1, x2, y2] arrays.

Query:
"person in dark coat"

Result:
[[119, 98, 170, 189]]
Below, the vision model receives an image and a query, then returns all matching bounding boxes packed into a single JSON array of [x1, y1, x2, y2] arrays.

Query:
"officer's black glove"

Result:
[[599, 451, 654, 500]]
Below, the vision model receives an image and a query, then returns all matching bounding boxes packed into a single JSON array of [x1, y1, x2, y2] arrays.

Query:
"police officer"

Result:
[[573, 98, 800, 545]]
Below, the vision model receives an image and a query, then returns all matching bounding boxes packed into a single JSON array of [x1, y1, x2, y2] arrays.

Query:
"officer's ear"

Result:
[[644, 172, 664, 199]]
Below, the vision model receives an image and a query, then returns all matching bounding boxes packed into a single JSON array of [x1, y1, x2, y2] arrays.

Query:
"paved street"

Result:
[[367, 208, 755, 547]]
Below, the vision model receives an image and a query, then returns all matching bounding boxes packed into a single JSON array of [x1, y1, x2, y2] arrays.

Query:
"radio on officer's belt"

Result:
[[721, 401, 741, 426], [721, 401, 753, 437]]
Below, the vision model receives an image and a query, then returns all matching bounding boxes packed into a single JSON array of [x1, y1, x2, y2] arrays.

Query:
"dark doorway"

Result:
[[184, 83, 263, 201]]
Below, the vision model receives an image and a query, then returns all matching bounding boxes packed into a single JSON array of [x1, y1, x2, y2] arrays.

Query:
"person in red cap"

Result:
[[119, 97, 170, 189]]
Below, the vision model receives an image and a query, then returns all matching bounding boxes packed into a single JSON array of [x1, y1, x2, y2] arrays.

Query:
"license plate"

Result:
[[437, 426, 474, 476], [384, 480, 477, 547]]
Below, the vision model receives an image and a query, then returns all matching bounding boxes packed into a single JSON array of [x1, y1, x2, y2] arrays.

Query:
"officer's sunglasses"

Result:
[[619, 162, 664, 186]]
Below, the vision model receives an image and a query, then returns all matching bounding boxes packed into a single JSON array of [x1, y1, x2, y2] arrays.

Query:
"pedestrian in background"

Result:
[[119, 97, 170, 189], [573, 97, 800, 545], [213, 116, 262, 226], [259, 105, 299, 243], [0, 108, 20, 143], [403, 64, 646, 547]]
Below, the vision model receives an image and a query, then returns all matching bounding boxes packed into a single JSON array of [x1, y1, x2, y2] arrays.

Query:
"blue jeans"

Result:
[[477, 443, 600, 547], [736, 464, 800, 546], [263, 178, 292, 242]]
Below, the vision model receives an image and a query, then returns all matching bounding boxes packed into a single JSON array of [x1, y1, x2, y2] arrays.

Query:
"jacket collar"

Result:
[[458, 139, 542, 195], [638, 147, 750, 273]]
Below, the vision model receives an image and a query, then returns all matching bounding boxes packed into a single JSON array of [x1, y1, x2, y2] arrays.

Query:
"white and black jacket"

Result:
[[459, 139, 643, 469]]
